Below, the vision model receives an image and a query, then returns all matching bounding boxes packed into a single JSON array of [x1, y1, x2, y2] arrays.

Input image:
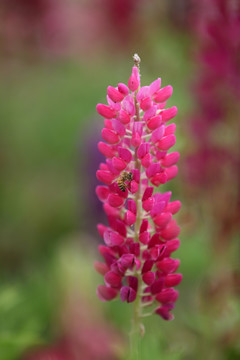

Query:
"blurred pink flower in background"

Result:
[[182, 2, 240, 326], [102, 0, 142, 47], [184, 0, 240, 237], [193, 0, 240, 95], [24, 295, 123, 360], [188, 0, 240, 133], [0, 0, 143, 58], [0, 0, 65, 57]]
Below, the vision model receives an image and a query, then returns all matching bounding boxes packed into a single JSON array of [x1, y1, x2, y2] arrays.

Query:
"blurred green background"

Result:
[[0, 0, 239, 359]]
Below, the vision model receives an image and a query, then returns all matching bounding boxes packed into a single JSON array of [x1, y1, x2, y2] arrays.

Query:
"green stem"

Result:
[[130, 298, 140, 359]]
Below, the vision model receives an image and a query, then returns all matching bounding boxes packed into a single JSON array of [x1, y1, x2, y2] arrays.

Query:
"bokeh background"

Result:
[[0, 0, 240, 359]]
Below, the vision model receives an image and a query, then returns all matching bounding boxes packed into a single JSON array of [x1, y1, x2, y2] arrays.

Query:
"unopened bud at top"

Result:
[[128, 66, 140, 92]]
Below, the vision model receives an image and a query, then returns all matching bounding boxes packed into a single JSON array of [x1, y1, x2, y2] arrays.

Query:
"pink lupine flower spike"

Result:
[[95, 54, 182, 333]]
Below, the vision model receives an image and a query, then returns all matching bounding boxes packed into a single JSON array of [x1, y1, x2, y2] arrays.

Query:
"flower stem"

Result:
[[129, 297, 141, 359]]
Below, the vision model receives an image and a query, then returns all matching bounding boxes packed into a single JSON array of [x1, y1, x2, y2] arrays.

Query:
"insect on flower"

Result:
[[116, 171, 133, 192]]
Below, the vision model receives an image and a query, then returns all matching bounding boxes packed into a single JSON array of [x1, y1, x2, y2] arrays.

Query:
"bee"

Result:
[[117, 171, 133, 192]]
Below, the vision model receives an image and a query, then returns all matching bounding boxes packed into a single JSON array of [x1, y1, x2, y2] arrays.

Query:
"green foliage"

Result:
[[0, 271, 55, 360]]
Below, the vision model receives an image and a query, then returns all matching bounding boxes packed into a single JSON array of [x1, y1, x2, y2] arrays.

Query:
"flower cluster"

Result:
[[95, 55, 181, 321]]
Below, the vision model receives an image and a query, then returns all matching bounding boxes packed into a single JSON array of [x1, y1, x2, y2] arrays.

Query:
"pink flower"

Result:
[[95, 54, 181, 322]]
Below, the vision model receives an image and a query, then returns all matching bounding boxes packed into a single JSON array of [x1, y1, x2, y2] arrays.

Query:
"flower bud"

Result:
[[96, 103, 117, 119], [128, 66, 140, 91]]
